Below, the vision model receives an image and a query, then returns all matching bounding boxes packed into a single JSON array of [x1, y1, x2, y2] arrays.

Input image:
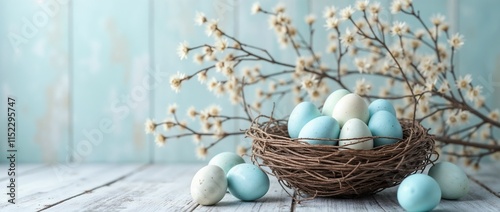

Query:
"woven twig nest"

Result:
[[247, 115, 438, 199]]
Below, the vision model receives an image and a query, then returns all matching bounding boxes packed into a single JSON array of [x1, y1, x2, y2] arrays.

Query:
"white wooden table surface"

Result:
[[0, 163, 499, 212]]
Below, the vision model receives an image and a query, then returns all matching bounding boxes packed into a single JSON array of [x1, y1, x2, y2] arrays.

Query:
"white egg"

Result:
[[339, 118, 373, 150], [191, 165, 227, 205], [332, 94, 369, 127], [322, 89, 350, 116]]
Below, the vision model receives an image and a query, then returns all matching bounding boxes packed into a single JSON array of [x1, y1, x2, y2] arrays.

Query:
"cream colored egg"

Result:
[[339, 118, 373, 150], [322, 89, 350, 116], [332, 93, 369, 127], [191, 165, 227, 205]]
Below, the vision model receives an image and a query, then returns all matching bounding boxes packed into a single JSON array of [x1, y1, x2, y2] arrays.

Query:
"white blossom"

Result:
[[355, 57, 371, 73], [391, 21, 407, 36], [340, 6, 355, 20], [215, 38, 228, 52], [155, 134, 166, 147], [187, 106, 197, 119], [448, 33, 465, 49], [194, 12, 207, 25], [356, 0, 369, 11], [467, 85, 483, 102], [458, 111, 470, 123], [324, 17, 340, 30], [301, 75, 318, 91], [167, 103, 178, 114], [341, 28, 356, 46], [355, 78, 372, 95], [391, 0, 403, 14], [251, 2, 261, 14], [446, 113, 458, 126], [205, 19, 219, 37], [144, 119, 156, 134], [170, 72, 186, 93], [177, 41, 189, 60], [305, 14, 316, 25], [431, 13, 445, 26], [370, 2, 381, 14], [323, 6, 336, 18], [489, 110, 499, 121], [456, 74, 472, 89]]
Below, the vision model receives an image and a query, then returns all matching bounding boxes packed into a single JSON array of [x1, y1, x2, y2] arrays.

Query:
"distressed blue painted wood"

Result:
[[71, 0, 150, 162], [0, 0, 499, 163], [152, 0, 239, 163], [0, 0, 70, 163]]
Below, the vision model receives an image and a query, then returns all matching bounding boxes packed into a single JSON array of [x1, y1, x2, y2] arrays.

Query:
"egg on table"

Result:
[[332, 93, 369, 127], [368, 110, 403, 147], [190, 165, 228, 206], [322, 89, 350, 116], [397, 174, 441, 212], [288, 101, 321, 138], [298, 116, 340, 145], [227, 163, 270, 201], [339, 118, 373, 150], [208, 152, 245, 175], [428, 161, 469, 200]]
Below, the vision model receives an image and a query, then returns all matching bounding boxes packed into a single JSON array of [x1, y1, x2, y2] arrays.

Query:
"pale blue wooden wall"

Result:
[[1, 0, 499, 163]]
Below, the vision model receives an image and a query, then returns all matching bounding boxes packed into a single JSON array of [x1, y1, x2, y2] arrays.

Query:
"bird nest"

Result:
[[247, 115, 438, 199]]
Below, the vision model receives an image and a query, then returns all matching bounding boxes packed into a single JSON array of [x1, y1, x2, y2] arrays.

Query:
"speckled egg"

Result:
[[209, 152, 245, 175], [428, 161, 469, 200], [368, 99, 396, 118], [368, 111, 403, 147], [322, 89, 350, 116], [227, 163, 270, 201], [397, 174, 441, 212], [298, 116, 340, 145], [338, 118, 373, 150], [332, 94, 369, 127], [191, 165, 227, 205], [288, 102, 321, 138]]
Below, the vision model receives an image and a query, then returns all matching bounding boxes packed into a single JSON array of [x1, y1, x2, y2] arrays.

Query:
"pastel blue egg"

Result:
[[322, 89, 350, 116], [227, 164, 270, 201], [288, 102, 321, 138], [368, 99, 396, 118], [428, 162, 469, 200], [298, 116, 340, 145], [208, 152, 245, 175], [368, 111, 403, 147], [398, 174, 441, 212]]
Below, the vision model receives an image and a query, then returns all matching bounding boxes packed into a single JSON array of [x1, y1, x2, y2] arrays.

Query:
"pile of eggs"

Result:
[[398, 161, 470, 211], [288, 89, 403, 149], [287, 89, 470, 210], [190, 152, 270, 205]]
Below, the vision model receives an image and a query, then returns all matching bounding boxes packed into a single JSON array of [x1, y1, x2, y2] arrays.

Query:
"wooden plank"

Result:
[[45, 164, 201, 211], [0, 163, 47, 181], [194, 173, 293, 212], [467, 162, 500, 197], [295, 172, 500, 212], [0, 164, 143, 211], [294, 195, 385, 212], [44, 164, 293, 212]]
